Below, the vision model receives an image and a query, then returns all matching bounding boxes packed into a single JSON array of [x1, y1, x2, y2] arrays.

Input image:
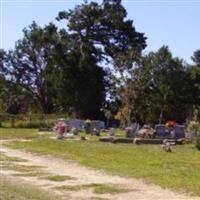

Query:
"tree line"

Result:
[[0, 0, 199, 124]]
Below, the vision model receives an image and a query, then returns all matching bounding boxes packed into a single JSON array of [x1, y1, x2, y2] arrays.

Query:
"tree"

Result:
[[0, 50, 13, 113], [57, 1, 146, 80], [185, 49, 200, 120], [126, 46, 189, 124], [56, 40, 107, 119], [1, 0, 146, 118], [192, 49, 200, 66], [1, 21, 106, 118], [0, 51, 32, 114], [0, 74, 7, 112], [57, 0, 146, 72], [2, 22, 60, 113], [57, 0, 146, 119]]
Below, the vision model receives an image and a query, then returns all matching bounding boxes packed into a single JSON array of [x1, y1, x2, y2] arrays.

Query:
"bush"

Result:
[[15, 120, 55, 128], [0, 114, 64, 128], [188, 121, 200, 137], [15, 121, 41, 128], [196, 136, 200, 151]]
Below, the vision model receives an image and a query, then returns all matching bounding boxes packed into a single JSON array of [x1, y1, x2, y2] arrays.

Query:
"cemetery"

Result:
[[51, 118, 189, 148], [1, 125, 200, 199], [0, 0, 200, 199]]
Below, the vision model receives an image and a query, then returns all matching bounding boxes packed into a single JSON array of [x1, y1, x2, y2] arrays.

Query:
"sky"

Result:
[[0, 0, 200, 63]]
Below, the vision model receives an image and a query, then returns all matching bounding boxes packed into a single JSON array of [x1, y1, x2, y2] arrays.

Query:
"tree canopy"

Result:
[[57, 0, 146, 71], [0, 0, 146, 119], [0, 0, 199, 124], [117, 46, 199, 124]]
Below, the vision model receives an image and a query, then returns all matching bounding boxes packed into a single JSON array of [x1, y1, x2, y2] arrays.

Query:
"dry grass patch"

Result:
[[0, 175, 65, 200], [1, 163, 43, 172], [0, 152, 28, 162]]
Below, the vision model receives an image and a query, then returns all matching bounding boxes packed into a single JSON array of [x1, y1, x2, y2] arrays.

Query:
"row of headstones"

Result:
[[155, 124, 185, 139], [68, 119, 105, 130], [125, 124, 185, 139]]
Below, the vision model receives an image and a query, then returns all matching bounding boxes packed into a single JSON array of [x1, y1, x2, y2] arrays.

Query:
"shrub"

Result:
[[188, 121, 200, 137], [188, 120, 200, 150], [196, 136, 200, 151]]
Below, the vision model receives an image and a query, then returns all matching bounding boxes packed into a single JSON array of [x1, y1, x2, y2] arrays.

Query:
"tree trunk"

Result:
[[159, 108, 163, 124], [11, 115, 15, 128]]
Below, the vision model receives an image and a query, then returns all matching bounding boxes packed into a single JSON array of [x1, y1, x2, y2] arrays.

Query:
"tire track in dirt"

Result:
[[1, 141, 200, 200]]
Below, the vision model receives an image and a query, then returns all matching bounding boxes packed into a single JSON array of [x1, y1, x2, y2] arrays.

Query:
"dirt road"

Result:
[[1, 143, 199, 200]]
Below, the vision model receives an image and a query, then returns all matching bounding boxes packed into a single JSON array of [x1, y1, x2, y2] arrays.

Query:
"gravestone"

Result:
[[71, 127, 79, 135], [126, 123, 140, 138], [126, 127, 134, 138], [173, 125, 185, 139], [155, 124, 166, 138], [85, 120, 92, 134], [92, 128, 100, 136], [108, 128, 115, 137]]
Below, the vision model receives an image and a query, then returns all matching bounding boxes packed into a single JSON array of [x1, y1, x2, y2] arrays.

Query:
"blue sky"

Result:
[[1, 0, 200, 63]]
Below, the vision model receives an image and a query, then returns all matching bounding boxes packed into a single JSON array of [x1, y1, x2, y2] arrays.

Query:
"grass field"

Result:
[[1, 128, 200, 196], [0, 128, 38, 139]]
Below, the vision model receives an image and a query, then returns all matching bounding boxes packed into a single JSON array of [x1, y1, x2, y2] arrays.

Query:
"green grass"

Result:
[[55, 183, 129, 194], [41, 175, 74, 182], [0, 175, 64, 200], [2, 128, 200, 196], [0, 128, 38, 139]]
